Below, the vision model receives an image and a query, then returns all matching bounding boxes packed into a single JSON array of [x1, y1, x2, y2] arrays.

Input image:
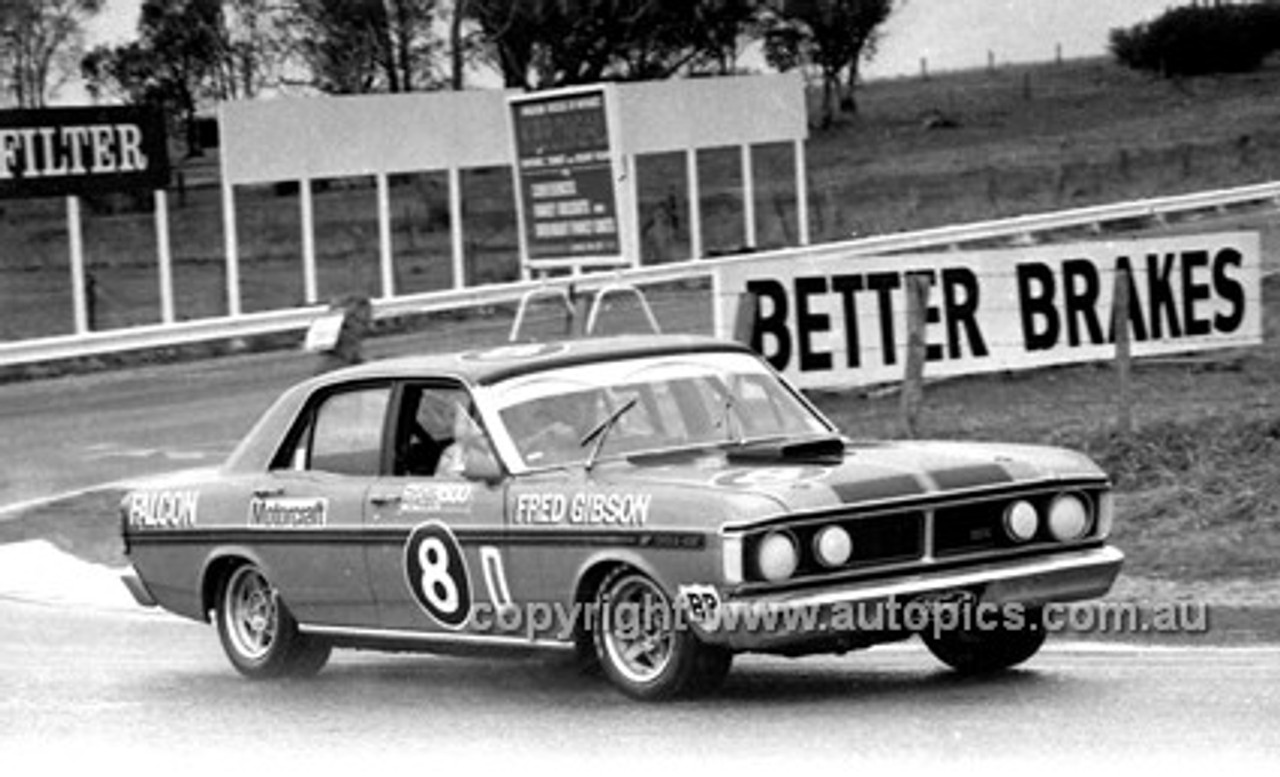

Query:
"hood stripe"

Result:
[[832, 475, 925, 504], [928, 463, 1015, 490]]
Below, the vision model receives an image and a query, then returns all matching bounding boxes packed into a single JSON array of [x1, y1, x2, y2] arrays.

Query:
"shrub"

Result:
[[1110, 2, 1280, 77]]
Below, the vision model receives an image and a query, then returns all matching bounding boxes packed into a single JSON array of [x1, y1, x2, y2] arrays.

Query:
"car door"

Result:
[[364, 381, 509, 633], [248, 381, 390, 628]]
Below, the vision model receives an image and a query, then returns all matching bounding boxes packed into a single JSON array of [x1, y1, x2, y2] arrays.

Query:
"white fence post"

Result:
[[300, 178, 318, 304], [155, 189, 175, 324], [741, 144, 757, 250], [67, 196, 88, 334], [795, 139, 810, 246], [450, 166, 466, 288], [688, 148, 703, 259], [377, 173, 395, 299], [220, 180, 241, 317]]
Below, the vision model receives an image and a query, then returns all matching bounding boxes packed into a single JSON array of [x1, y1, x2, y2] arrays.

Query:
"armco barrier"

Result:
[[2, 181, 1278, 369]]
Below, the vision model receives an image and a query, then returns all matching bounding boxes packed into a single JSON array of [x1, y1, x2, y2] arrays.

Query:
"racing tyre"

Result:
[[215, 563, 331, 679], [921, 607, 1047, 675], [593, 568, 732, 700]]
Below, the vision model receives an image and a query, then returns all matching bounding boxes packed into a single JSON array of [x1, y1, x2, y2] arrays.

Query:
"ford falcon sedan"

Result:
[[120, 334, 1123, 700]]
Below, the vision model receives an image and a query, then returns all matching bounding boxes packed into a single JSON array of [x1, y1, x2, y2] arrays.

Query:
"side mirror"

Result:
[[462, 447, 504, 484]]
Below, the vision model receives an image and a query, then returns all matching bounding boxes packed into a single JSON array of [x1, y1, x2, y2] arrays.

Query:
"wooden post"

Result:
[[900, 274, 930, 438], [1113, 265, 1133, 436]]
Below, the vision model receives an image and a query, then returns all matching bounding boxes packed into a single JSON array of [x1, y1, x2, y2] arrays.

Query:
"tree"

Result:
[[466, 0, 764, 89], [1110, 3, 1280, 78], [81, 0, 228, 154], [688, 0, 762, 76], [763, 0, 896, 127], [0, 0, 102, 108], [210, 0, 287, 100], [284, 0, 441, 94]]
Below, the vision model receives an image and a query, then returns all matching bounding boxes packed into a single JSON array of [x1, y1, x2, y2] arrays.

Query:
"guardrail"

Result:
[[3, 180, 1277, 370], [835, 180, 1280, 255]]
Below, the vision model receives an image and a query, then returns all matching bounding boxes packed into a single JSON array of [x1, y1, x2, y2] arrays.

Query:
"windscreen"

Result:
[[490, 351, 831, 469]]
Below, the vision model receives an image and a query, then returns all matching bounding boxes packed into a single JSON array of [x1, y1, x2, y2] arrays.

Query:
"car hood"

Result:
[[593, 437, 1107, 520]]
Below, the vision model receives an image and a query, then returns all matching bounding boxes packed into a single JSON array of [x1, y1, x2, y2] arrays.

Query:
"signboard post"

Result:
[[508, 85, 631, 275]]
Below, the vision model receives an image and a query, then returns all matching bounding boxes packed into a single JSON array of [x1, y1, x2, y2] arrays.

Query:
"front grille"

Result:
[[933, 500, 1030, 557], [740, 485, 1108, 586], [745, 512, 925, 582]]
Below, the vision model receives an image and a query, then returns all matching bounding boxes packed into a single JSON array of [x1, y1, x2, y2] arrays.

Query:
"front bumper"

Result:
[[120, 566, 158, 608], [709, 545, 1124, 652]]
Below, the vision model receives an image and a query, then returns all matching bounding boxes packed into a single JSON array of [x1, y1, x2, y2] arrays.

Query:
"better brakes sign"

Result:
[[509, 87, 623, 268], [0, 106, 169, 199], [715, 232, 1262, 390]]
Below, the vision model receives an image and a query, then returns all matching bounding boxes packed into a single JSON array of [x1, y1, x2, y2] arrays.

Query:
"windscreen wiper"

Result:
[[580, 395, 638, 472]]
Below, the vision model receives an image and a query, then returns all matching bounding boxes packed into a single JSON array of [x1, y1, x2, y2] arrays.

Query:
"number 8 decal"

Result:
[[404, 521, 471, 629]]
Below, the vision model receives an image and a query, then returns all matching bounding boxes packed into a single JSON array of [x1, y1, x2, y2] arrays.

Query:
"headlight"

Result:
[[1096, 492, 1115, 539], [1049, 494, 1090, 541], [1004, 500, 1038, 542], [813, 525, 853, 567], [757, 532, 799, 582]]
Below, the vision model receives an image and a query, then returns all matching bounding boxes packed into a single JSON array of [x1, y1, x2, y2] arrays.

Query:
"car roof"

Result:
[[321, 334, 756, 387]]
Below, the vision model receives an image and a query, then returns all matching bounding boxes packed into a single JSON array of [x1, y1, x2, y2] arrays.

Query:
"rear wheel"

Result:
[[921, 607, 1046, 675], [215, 562, 331, 679], [593, 568, 732, 700]]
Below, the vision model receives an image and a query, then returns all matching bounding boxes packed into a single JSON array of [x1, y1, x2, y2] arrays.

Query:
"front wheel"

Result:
[[921, 606, 1047, 675], [593, 568, 732, 700], [215, 563, 331, 679]]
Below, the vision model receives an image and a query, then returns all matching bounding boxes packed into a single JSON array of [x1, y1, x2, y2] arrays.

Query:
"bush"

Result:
[[1110, 3, 1280, 77]]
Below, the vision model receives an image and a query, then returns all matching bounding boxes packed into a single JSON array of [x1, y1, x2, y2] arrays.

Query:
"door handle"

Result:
[[252, 486, 285, 498], [370, 494, 402, 507]]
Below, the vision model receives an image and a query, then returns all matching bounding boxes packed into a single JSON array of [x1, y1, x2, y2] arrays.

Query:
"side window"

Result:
[[395, 385, 473, 477], [302, 386, 392, 476]]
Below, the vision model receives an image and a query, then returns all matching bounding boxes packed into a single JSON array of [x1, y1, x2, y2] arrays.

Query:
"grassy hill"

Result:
[[805, 57, 1280, 238]]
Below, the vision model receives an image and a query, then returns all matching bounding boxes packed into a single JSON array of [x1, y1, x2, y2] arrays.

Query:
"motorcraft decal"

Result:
[[248, 497, 328, 528]]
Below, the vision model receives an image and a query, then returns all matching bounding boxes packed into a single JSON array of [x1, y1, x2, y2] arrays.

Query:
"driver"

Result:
[[434, 404, 493, 477]]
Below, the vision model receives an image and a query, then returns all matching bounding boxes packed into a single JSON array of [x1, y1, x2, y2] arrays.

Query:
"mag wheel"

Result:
[[593, 568, 731, 700], [215, 562, 330, 679], [921, 606, 1047, 675]]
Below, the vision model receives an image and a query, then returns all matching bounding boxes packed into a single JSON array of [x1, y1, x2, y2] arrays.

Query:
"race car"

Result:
[[120, 334, 1123, 700]]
